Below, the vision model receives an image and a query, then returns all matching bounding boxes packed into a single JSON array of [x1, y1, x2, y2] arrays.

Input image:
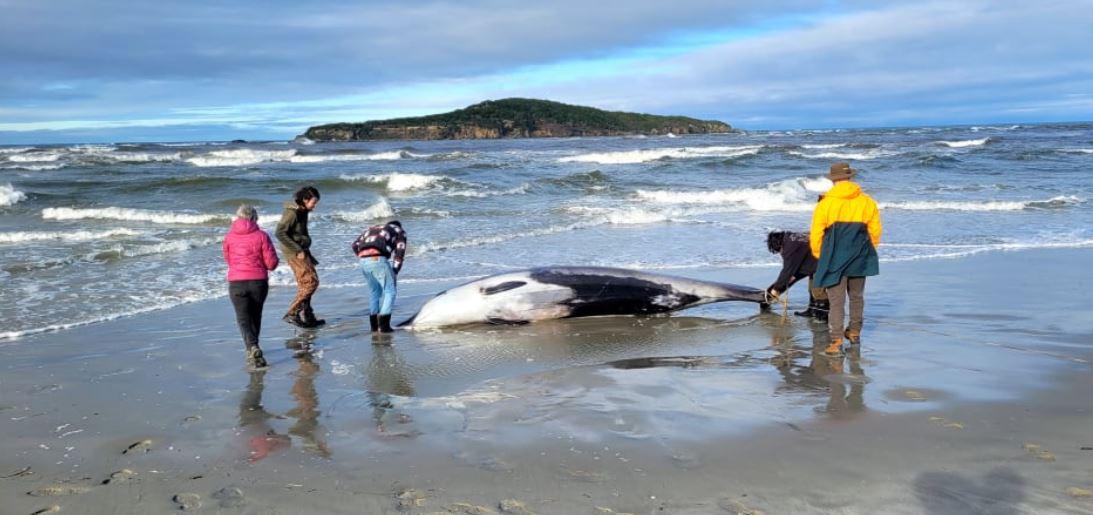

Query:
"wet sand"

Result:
[[2, 248, 1092, 514]]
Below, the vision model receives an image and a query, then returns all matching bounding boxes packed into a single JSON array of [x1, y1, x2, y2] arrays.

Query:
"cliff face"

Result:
[[302, 99, 731, 142]]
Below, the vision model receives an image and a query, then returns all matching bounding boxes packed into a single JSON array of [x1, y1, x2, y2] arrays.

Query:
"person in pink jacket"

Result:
[[223, 205, 279, 369]]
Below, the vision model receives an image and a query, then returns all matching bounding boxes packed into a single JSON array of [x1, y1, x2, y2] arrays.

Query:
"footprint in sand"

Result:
[[928, 416, 964, 429], [172, 493, 201, 511], [1066, 487, 1093, 499], [499, 498, 536, 515], [27, 484, 92, 496], [395, 488, 427, 509], [31, 506, 60, 515], [560, 468, 609, 483], [211, 486, 246, 508], [1022, 443, 1057, 462], [102, 469, 136, 484], [445, 502, 499, 514], [718, 497, 766, 514], [122, 439, 153, 454], [594, 508, 635, 515]]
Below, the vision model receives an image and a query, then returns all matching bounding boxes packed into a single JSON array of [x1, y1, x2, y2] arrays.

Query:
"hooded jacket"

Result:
[[223, 218, 279, 281], [275, 201, 312, 256], [810, 181, 882, 288]]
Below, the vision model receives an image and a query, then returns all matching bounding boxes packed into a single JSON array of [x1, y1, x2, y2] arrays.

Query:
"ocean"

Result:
[[1, 123, 1091, 341]]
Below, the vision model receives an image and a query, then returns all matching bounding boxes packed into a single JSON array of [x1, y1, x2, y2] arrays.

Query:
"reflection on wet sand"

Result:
[[238, 371, 290, 463], [766, 319, 868, 419], [237, 351, 331, 461], [288, 354, 331, 458], [365, 345, 417, 435]]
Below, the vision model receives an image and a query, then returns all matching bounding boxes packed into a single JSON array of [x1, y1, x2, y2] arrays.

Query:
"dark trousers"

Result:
[[229, 280, 269, 349], [825, 276, 865, 340]]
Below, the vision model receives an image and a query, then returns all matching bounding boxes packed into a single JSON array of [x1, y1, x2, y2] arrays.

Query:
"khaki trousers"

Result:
[[825, 276, 865, 340], [285, 254, 319, 318]]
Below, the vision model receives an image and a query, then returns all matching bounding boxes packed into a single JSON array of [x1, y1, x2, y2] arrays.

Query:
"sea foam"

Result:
[[937, 137, 992, 148], [558, 145, 763, 164], [339, 173, 445, 192], [185, 149, 298, 167], [42, 207, 228, 224], [0, 228, 140, 244], [1, 184, 28, 207], [635, 176, 832, 212], [880, 196, 1081, 211]]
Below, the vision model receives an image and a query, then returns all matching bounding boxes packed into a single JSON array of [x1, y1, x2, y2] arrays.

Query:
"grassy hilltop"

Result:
[[302, 98, 731, 141]]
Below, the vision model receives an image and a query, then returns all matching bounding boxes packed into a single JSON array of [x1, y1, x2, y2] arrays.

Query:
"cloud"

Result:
[[2, 1, 1091, 141]]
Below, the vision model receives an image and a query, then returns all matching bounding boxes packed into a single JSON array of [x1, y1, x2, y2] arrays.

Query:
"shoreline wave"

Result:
[[42, 206, 229, 224], [559, 145, 763, 164]]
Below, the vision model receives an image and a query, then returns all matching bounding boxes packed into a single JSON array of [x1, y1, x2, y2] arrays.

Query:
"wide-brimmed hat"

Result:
[[827, 162, 856, 181]]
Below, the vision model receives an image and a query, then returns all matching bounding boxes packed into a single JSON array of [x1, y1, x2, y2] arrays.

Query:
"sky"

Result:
[[2, 0, 1092, 143]]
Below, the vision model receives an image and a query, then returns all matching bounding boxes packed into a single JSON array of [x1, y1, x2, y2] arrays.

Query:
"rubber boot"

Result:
[[794, 300, 816, 318], [301, 302, 326, 328], [283, 312, 309, 328], [369, 314, 379, 333], [813, 299, 830, 322], [378, 314, 394, 333]]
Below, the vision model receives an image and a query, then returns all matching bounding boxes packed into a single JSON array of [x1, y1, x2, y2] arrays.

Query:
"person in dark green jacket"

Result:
[[276, 186, 324, 328], [810, 163, 882, 356]]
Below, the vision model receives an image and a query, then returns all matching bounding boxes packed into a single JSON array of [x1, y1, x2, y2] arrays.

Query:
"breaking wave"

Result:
[[558, 145, 763, 164], [339, 173, 446, 192], [787, 148, 897, 160], [7, 152, 62, 162], [330, 199, 396, 223], [881, 239, 1093, 262], [93, 238, 220, 260], [185, 149, 298, 167], [937, 137, 994, 148], [1, 184, 28, 207], [2, 163, 65, 171], [42, 207, 229, 224], [185, 148, 429, 167], [634, 176, 832, 212], [880, 196, 1081, 211], [0, 228, 140, 244], [563, 206, 699, 225]]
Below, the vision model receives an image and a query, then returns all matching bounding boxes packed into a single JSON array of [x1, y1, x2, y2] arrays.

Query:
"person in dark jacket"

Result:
[[810, 162, 882, 355], [276, 186, 324, 329], [223, 204, 279, 369], [351, 220, 407, 333], [766, 230, 829, 321]]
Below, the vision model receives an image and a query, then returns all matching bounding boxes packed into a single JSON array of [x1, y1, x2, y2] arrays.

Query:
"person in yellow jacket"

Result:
[[810, 162, 882, 356]]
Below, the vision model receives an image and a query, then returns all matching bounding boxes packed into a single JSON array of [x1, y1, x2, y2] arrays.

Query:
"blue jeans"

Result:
[[359, 257, 396, 316]]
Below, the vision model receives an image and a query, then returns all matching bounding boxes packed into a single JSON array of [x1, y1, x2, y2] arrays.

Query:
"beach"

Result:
[[2, 247, 1091, 514]]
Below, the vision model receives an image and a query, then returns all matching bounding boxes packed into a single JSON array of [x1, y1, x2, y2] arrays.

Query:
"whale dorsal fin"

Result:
[[481, 281, 527, 295]]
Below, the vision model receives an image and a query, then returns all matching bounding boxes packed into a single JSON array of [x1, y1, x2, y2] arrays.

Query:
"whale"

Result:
[[399, 266, 767, 329]]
